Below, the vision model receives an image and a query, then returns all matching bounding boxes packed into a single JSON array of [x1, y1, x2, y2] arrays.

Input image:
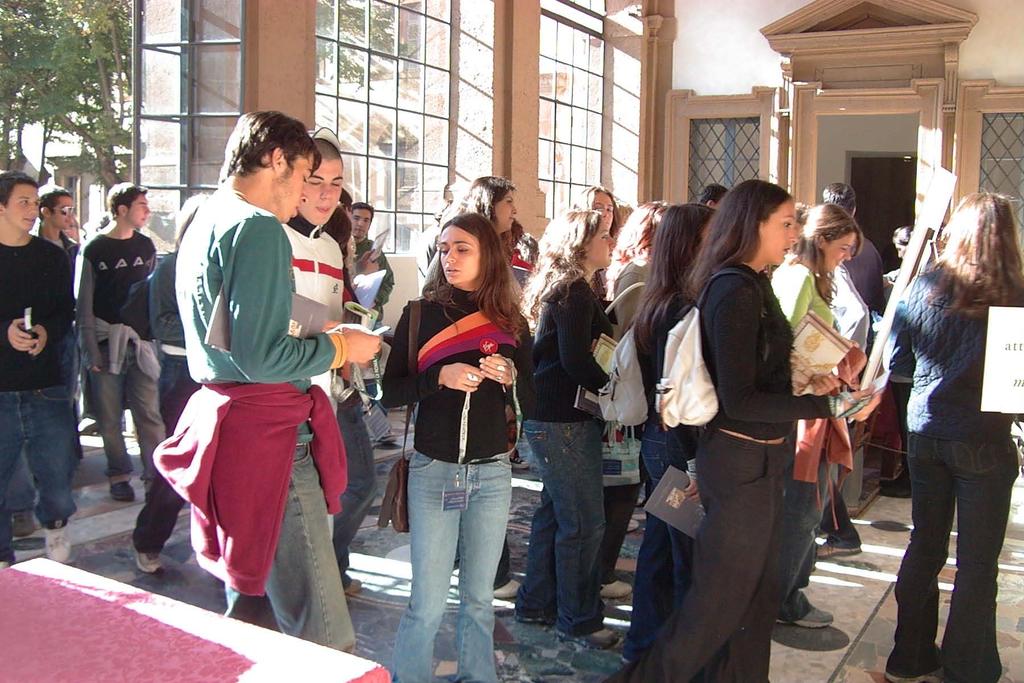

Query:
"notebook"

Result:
[[790, 311, 854, 395], [204, 291, 329, 352], [644, 465, 706, 538]]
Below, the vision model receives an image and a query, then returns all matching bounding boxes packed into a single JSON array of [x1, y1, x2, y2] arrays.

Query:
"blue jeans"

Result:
[[225, 443, 355, 651], [332, 400, 379, 581], [778, 455, 830, 622], [516, 419, 606, 636], [623, 417, 696, 662], [89, 345, 164, 482], [4, 451, 34, 512], [887, 434, 1018, 683], [4, 334, 82, 513], [392, 452, 512, 683], [0, 387, 79, 562]]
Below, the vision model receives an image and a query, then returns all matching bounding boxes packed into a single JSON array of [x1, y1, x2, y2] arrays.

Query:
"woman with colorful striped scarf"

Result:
[[382, 212, 535, 683]]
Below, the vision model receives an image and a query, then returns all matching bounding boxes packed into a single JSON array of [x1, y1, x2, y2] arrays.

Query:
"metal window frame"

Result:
[[316, 0, 452, 253], [538, 7, 605, 218], [132, 0, 245, 196], [687, 117, 761, 199]]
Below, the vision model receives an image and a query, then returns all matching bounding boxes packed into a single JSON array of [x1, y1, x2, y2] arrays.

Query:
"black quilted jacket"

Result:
[[891, 269, 1024, 443]]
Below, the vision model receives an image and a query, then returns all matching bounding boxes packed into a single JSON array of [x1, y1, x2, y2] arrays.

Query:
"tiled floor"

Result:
[[9, 421, 1024, 682]]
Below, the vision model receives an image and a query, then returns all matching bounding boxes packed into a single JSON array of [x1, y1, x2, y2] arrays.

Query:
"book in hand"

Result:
[[203, 291, 329, 352], [574, 385, 603, 418], [573, 333, 618, 418], [790, 311, 854, 395], [644, 466, 705, 538], [288, 293, 330, 339]]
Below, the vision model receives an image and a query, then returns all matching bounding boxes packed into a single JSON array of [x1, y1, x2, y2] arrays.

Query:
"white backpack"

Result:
[[656, 268, 754, 427], [597, 282, 649, 427], [598, 327, 649, 426], [656, 306, 717, 427]]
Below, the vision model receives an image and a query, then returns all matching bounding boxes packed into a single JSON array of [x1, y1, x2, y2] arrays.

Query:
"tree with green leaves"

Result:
[[0, 0, 131, 186]]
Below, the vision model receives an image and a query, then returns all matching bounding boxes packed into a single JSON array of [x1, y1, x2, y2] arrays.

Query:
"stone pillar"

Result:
[[242, 0, 316, 124], [636, 0, 675, 203], [494, 0, 544, 235]]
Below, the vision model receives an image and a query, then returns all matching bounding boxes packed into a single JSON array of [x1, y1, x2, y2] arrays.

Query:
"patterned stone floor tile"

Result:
[[8, 420, 1024, 682]]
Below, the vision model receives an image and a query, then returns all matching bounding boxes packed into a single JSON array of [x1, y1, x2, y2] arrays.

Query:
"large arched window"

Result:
[[538, 0, 605, 218], [315, 0, 452, 253]]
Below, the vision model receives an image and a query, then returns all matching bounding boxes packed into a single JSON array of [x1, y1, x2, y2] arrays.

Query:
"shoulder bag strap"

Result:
[[401, 299, 422, 454]]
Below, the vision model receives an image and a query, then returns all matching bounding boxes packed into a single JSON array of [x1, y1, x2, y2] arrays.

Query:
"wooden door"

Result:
[[850, 156, 917, 272]]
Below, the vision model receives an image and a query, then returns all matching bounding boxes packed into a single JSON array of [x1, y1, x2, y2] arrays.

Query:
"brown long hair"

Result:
[[633, 203, 714, 352], [686, 179, 792, 301], [788, 203, 861, 305], [523, 209, 604, 325], [573, 185, 621, 238], [606, 201, 668, 298], [931, 192, 1024, 317], [423, 212, 527, 336]]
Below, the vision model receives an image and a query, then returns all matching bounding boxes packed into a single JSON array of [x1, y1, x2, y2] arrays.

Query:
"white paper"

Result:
[[981, 306, 1024, 414], [352, 270, 387, 309]]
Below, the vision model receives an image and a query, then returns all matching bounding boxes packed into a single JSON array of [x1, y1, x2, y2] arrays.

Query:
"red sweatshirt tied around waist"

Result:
[[154, 382, 347, 595]]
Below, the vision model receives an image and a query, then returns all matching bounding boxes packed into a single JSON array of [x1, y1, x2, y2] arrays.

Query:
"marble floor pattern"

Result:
[[8, 417, 1024, 682]]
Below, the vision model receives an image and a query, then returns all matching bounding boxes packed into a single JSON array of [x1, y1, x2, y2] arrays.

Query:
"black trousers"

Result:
[[132, 356, 198, 554], [600, 481, 642, 584], [607, 429, 789, 683]]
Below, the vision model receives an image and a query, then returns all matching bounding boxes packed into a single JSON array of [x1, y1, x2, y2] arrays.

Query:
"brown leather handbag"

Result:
[[377, 300, 420, 533]]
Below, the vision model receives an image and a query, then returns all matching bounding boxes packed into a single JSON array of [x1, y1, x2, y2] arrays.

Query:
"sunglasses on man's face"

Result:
[[57, 206, 76, 216]]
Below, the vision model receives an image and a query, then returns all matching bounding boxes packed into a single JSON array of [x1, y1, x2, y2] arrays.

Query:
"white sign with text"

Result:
[[981, 306, 1024, 414]]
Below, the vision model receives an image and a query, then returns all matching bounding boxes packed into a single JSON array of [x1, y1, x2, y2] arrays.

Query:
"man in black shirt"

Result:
[[77, 183, 165, 502], [0, 171, 78, 568]]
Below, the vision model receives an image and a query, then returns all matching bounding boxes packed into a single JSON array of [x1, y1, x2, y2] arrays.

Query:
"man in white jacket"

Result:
[[284, 128, 379, 597]]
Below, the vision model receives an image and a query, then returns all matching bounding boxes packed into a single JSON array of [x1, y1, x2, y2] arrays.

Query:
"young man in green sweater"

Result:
[[351, 201, 394, 317], [173, 111, 380, 650]]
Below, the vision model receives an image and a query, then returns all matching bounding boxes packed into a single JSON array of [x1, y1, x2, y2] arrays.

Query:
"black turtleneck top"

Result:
[[382, 288, 536, 463], [531, 278, 614, 423]]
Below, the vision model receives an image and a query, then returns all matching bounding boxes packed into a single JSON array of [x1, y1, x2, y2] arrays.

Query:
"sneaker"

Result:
[[884, 668, 942, 683], [343, 578, 363, 596], [558, 628, 620, 650], [110, 481, 136, 502], [11, 510, 36, 538], [778, 605, 833, 629], [0, 561, 11, 570], [493, 578, 520, 600], [816, 539, 862, 559], [134, 548, 162, 574], [600, 579, 633, 600], [44, 527, 72, 563], [509, 450, 530, 472]]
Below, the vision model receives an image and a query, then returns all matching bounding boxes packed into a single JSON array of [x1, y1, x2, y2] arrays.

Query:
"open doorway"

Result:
[[815, 113, 919, 271]]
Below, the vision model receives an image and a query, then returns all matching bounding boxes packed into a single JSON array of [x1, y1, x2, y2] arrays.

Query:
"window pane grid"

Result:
[[687, 117, 760, 201], [539, 11, 604, 219], [136, 0, 243, 252], [980, 112, 1024, 226], [317, 0, 451, 253]]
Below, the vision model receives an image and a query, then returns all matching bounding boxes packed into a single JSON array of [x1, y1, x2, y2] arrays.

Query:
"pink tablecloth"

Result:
[[0, 559, 390, 683]]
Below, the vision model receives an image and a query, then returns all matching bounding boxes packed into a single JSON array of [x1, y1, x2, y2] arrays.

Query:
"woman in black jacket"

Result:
[[885, 193, 1024, 683], [609, 180, 875, 682], [383, 212, 534, 683], [515, 209, 619, 649]]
